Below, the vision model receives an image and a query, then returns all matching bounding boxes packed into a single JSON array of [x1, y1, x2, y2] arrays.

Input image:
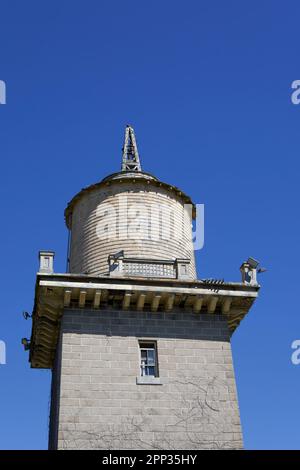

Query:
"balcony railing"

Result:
[[108, 253, 190, 280]]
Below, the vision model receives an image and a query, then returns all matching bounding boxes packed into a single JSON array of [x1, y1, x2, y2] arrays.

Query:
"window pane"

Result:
[[139, 342, 157, 378], [148, 350, 154, 361]]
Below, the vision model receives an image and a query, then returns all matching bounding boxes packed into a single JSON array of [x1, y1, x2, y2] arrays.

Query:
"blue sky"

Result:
[[0, 0, 299, 449]]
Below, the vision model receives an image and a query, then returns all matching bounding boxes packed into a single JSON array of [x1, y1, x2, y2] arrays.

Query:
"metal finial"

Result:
[[121, 125, 141, 172]]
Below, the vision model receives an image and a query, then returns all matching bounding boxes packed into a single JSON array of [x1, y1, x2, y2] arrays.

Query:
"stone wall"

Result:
[[50, 308, 243, 450]]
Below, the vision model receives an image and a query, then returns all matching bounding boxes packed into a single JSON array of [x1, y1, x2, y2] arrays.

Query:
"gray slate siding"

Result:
[[69, 184, 197, 279]]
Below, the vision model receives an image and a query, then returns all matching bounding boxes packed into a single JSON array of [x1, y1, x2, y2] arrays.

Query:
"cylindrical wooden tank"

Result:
[[65, 171, 196, 279]]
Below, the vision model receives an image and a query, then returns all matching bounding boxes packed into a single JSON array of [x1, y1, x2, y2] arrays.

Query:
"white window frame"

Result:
[[139, 341, 158, 377]]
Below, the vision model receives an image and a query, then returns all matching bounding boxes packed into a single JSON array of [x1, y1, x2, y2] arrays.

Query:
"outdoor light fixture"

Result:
[[22, 311, 32, 320], [247, 257, 267, 274], [21, 338, 30, 351], [247, 257, 260, 269]]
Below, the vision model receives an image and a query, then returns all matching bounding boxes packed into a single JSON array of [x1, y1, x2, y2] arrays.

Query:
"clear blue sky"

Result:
[[0, 0, 299, 450]]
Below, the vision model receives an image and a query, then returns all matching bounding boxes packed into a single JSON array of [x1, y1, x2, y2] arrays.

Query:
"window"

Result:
[[139, 342, 158, 377]]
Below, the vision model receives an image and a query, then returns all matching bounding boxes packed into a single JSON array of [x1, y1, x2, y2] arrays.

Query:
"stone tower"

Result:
[[28, 126, 260, 450]]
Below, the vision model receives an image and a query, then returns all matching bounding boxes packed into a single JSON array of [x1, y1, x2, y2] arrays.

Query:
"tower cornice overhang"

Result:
[[29, 272, 259, 369]]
